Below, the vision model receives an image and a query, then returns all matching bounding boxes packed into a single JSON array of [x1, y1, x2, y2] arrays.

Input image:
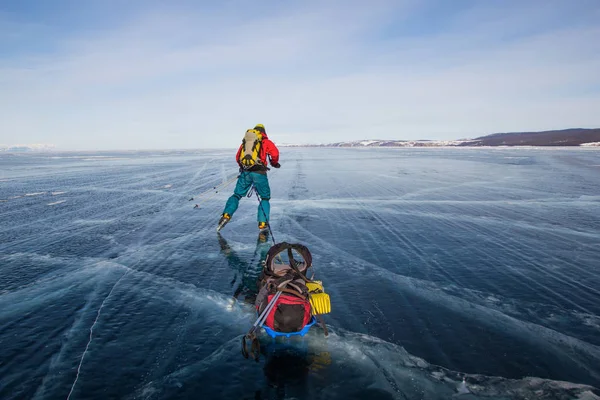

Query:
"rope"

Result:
[[249, 185, 277, 245]]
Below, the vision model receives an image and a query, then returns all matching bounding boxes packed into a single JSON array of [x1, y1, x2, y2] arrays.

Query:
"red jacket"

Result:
[[235, 132, 279, 166]]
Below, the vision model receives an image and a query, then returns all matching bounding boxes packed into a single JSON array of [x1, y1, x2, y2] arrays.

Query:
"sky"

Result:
[[1, 0, 599, 150]]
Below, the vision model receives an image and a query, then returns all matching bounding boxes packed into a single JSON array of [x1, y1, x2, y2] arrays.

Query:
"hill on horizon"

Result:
[[466, 128, 600, 146]]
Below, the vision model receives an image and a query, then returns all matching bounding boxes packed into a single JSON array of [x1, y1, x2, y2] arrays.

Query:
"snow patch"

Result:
[[0, 143, 55, 152]]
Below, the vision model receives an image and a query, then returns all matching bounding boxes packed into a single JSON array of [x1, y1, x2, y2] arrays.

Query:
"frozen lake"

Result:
[[1, 147, 599, 399]]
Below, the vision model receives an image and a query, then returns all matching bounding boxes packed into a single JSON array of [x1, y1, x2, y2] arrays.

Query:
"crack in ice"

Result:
[[66, 269, 130, 400]]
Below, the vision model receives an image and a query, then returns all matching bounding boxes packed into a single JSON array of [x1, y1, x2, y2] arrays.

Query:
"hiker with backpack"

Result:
[[217, 124, 280, 232]]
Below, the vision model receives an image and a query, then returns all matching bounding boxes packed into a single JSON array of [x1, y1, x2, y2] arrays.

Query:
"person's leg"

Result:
[[223, 172, 253, 217], [252, 173, 271, 224]]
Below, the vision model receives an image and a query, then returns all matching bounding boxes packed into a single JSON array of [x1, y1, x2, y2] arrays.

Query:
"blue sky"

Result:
[[1, 0, 599, 150]]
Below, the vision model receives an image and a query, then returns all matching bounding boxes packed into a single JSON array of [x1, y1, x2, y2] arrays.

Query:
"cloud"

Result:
[[0, 0, 599, 150]]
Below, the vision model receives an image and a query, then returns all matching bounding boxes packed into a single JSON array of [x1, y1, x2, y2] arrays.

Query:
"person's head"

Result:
[[254, 124, 266, 135]]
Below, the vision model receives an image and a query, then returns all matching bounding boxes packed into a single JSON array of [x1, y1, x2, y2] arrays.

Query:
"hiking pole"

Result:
[[189, 174, 239, 201], [243, 289, 282, 361], [190, 173, 238, 200], [252, 290, 282, 332], [248, 280, 292, 337], [192, 174, 239, 209]]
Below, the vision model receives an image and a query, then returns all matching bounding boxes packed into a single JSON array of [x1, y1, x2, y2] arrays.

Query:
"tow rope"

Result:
[[247, 185, 277, 245]]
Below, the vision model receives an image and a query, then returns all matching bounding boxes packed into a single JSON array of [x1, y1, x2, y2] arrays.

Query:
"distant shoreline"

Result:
[[2, 128, 599, 152], [280, 128, 600, 148]]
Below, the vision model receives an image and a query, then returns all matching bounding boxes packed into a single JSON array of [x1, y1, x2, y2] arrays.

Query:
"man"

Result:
[[217, 124, 280, 232]]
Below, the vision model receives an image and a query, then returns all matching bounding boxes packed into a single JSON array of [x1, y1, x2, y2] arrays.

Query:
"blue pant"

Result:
[[223, 172, 271, 223]]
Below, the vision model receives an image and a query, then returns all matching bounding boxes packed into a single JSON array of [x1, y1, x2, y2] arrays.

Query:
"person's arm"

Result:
[[264, 140, 280, 167], [235, 144, 243, 167]]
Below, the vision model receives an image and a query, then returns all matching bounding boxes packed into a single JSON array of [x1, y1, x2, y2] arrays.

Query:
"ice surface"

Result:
[[1, 148, 599, 400]]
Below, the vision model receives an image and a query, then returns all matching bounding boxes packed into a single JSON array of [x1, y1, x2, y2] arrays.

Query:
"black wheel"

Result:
[[241, 336, 250, 359]]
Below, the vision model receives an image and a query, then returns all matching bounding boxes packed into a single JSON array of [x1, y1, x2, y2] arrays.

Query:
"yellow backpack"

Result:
[[239, 129, 263, 170]]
